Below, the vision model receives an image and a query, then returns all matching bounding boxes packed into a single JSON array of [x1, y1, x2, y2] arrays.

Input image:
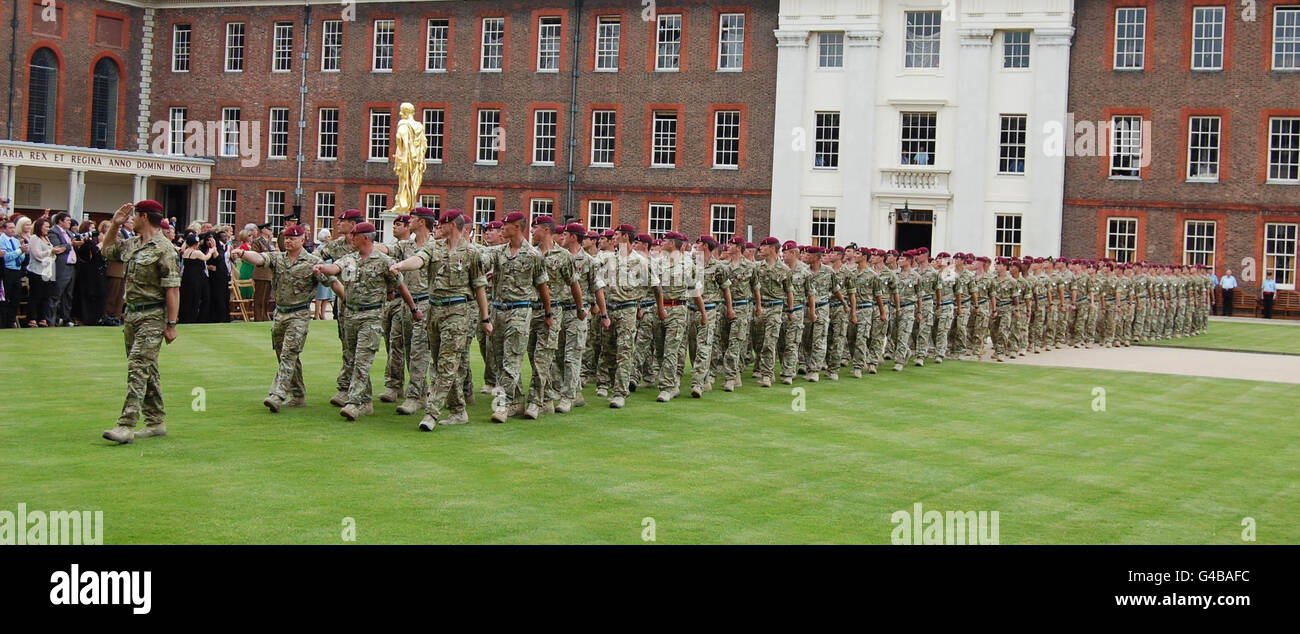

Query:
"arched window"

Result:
[[27, 48, 59, 144], [91, 58, 120, 149]]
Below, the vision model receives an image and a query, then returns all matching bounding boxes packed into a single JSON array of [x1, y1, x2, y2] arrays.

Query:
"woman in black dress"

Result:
[[206, 232, 230, 322], [178, 232, 213, 323], [74, 220, 109, 325]]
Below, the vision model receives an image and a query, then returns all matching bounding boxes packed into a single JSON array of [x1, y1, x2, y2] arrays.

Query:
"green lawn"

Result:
[[2, 321, 1296, 544], [1144, 321, 1300, 355]]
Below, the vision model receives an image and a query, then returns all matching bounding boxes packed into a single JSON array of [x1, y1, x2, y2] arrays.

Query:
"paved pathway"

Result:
[[991, 345, 1300, 384]]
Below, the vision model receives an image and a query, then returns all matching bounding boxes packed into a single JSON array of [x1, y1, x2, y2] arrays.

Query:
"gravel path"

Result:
[[989, 344, 1300, 384]]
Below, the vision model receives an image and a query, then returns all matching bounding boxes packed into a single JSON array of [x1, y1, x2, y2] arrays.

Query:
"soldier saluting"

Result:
[[100, 200, 181, 445]]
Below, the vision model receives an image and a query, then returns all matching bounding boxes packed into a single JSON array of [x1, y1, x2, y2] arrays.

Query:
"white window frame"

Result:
[[590, 110, 616, 166], [1113, 7, 1147, 70], [1002, 30, 1030, 69], [995, 214, 1022, 258], [268, 107, 289, 160], [537, 16, 562, 72], [481, 17, 505, 72], [1183, 220, 1217, 267], [1186, 116, 1221, 182], [1268, 117, 1300, 183], [418, 194, 441, 215], [314, 191, 336, 232], [595, 16, 621, 71], [168, 107, 187, 156], [818, 32, 844, 69], [998, 114, 1027, 175], [811, 208, 836, 247], [272, 22, 294, 73], [717, 13, 745, 71], [814, 111, 840, 170], [224, 22, 245, 72], [366, 193, 388, 233], [530, 199, 555, 223], [1264, 222, 1298, 289], [900, 112, 937, 166], [588, 201, 612, 231], [710, 204, 737, 243], [1106, 217, 1139, 263], [904, 11, 942, 69], [1109, 115, 1144, 179], [426, 19, 449, 72], [651, 111, 678, 168], [220, 107, 241, 157], [473, 196, 497, 228], [171, 24, 191, 73], [532, 109, 558, 165], [372, 19, 395, 72], [265, 190, 286, 232], [477, 109, 501, 164], [713, 110, 740, 169], [648, 203, 674, 238], [655, 14, 683, 72], [1191, 6, 1226, 71], [217, 188, 237, 227], [369, 109, 391, 161], [317, 108, 339, 160], [422, 108, 444, 163], [321, 20, 342, 72], [1274, 6, 1300, 70]]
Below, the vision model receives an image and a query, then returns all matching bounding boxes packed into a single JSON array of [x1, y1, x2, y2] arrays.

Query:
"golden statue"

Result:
[[391, 102, 427, 214]]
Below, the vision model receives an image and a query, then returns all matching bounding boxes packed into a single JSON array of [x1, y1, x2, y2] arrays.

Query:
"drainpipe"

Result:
[[6, 0, 17, 139], [293, 4, 311, 221], [564, 0, 583, 222]]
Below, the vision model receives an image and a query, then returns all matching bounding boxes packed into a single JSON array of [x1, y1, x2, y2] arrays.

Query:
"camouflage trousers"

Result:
[[850, 304, 876, 370], [491, 306, 533, 409], [1015, 306, 1030, 352], [992, 306, 1015, 357], [341, 308, 383, 407], [1120, 302, 1135, 342], [1030, 303, 1047, 349], [934, 302, 955, 360], [479, 314, 496, 388], [601, 305, 639, 399], [913, 299, 936, 358], [269, 310, 311, 402], [970, 302, 991, 357], [779, 307, 806, 379], [800, 304, 830, 373], [1071, 303, 1091, 346], [1133, 302, 1148, 340], [1054, 305, 1073, 347], [893, 302, 917, 365], [747, 307, 764, 368], [705, 305, 728, 382], [556, 307, 588, 402], [827, 304, 849, 370], [722, 304, 754, 381], [657, 304, 689, 393], [950, 301, 970, 356], [756, 302, 785, 380], [635, 307, 663, 384], [528, 308, 561, 408], [1174, 301, 1188, 335], [683, 305, 717, 390], [424, 302, 472, 418], [382, 299, 408, 392], [582, 307, 602, 384], [117, 307, 166, 428], [334, 308, 351, 392], [1101, 301, 1118, 344], [869, 305, 893, 367]]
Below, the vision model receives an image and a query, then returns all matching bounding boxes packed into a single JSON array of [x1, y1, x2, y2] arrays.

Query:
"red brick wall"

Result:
[[1063, 0, 1300, 289], [146, 0, 777, 237]]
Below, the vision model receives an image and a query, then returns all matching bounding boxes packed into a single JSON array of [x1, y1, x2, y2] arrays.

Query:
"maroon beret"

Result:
[[394, 214, 412, 225], [601, 229, 616, 238], [697, 235, 719, 249], [564, 222, 586, 236], [413, 206, 438, 219], [134, 199, 165, 215], [782, 240, 798, 251], [533, 215, 556, 228], [503, 212, 526, 224], [759, 236, 780, 246], [340, 208, 365, 221], [635, 233, 653, 245], [352, 222, 376, 234], [729, 235, 746, 245], [485, 220, 504, 230], [832, 246, 846, 253], [584, 230, 600, 239], [936, 251, 951, 258], [744, 242, 756, 249], [160, 219, 172, 230], [438, 210, 462, 225], [282, 225, 306, 237], [616, 223, 638, 234]]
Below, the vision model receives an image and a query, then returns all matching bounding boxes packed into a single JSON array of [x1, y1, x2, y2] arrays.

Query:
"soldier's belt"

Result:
[[996, 300, 1013, 307], [940, 300, 955, 306], [125, 301, 165, 313], [731, 299, 752, 306], [899, 301, 915, 308], [829, 301, 843, 308], [428, 296, 470, 307], [688, 303, 717, 311], [1036, 295, 1047, 300], [493, 301, 533, 311], [409, 294, 431, 303], [609, 301, 639, 312], [639, 300, 657, 308], [856, 302, 875, 309], [558, 302, 582, 310], [346, 302, 385, 312], [275, 303, 311, 314], [790, 304, 805, 312], [921, 295, 934, 301], [978, 298, 990, 304], [812, 300, 829, 308], [1105, 297, 1116, 303], [761, 300, 784, 307]]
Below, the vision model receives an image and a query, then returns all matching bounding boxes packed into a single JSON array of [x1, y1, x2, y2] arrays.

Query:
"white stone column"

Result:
[[67, 169, 85, 220], [132, 175, 150, 202], [951, 28, 993, 256], [5, 164, 16, 204], [1030, 28, 1074, 258], [194, 180, 210, 223], [768, 29, 810, 240], [840, 29, 883, 246], [0, 165, 8, 205]]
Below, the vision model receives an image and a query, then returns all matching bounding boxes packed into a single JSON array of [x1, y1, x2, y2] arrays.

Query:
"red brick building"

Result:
[[1, 0, 777, 243], [1062, 0, 1300, 293]]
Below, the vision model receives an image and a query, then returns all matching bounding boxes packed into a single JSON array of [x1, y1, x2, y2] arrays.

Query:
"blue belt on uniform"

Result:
[[558, 302, 583, 310], [275, 303, 311, 314], [815, 300, 830, 308], [1105, 297, 1116, 303], [829, 300, 843, 308], [428, 296, 470, 307], [1036, 295, 1047, 300], [899, 301, 915, 308], [921, 295, 934, 301], [996, 300, 1013, 307], [493, 301, 533, 310], [688, 303, 717, 311], [639, 300, 657, 309], [856, 302, 875, 309], [125, 301, 165, 312], [978, 298, 990, 304], [790, 304, 804, 312], [410, 294, 430, 303], [732, 299, 751, 306], [608, 301, 639, 312], [940, 300, 955, 306], [761, 300, 784, 307], [346, 302, 384, 312]]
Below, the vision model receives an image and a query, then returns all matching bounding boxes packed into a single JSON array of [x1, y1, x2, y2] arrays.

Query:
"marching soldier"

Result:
[[826, 246, 852, 375], [389, 209, 492, 430], [313, 222, 418, 421], [753, 237, 794, 388], [892, 251, 920, 371], [557, 223, 606, 412], [390, 209, 437, 414], [380, 215, 413, 404], [598, 224, 657, 408], [655, 232, 706, 402], [528, 216, 580, 418], [991, 258, 1020, 362], [933, 252, 958, 363], [722, 236, 760, 392], [475, 219, 505, 395], [318, 208, 365, 406], [231, 224, 332, 413], [683, 235, 730, 398], [488, 212, 551, 423], [100, 200, 181, 444], [913, 248, 938, 365], [849, 249, 877, 378], [780, 241, 814, 385], [801, 246, 835, 382], [870, 250, 898, 373]]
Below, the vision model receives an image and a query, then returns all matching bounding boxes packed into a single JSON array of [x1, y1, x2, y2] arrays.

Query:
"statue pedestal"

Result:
[[379, 210, 399, 244]]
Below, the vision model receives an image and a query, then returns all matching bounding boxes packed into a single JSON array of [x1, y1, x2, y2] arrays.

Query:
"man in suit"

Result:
[[47, 212, 81, 326]]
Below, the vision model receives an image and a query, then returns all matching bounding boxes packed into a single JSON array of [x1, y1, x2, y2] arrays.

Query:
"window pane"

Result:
[[905, 11, 942, 68]]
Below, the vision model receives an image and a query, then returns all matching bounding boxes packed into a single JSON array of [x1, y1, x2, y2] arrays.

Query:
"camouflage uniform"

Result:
[[261, 249, 330, 403], [412, 237, 487, 420], [969, 271, 993, 358], [893, 268, 920, 368], [600, 249, 658, 403], [683, 255, 729, 392], [781, 261, 811, 380], [951, 268, 973, 357], [992, 274, 1020, 360], [531, 244, 574, 409], [472, 242, 498, 391], [801, 263, 834, 377], [581, 249, 609, 383], [850, 265, 877, 371], [393, 236, 434, 404], [722, 257, 759, 385], [656, 251, 702, 396], [934, 270, 958, 361], [1070, 270, 1092, 347], [1015, 275, 1032, 354], [870, 267, 897, 367], [317, 237, 357, 394], [381, 238, 411, 397], [755, 259, 792, 383], [103, 231, 181, 430], [1030, 272, 1049, 352], [914, 267, 939, 359], [336, 250, 402, 407], [1054, 268, 1075, 348], [490, 243, 548, 413], [558, 248, 601, 405], [827, 264, 854, 370]]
